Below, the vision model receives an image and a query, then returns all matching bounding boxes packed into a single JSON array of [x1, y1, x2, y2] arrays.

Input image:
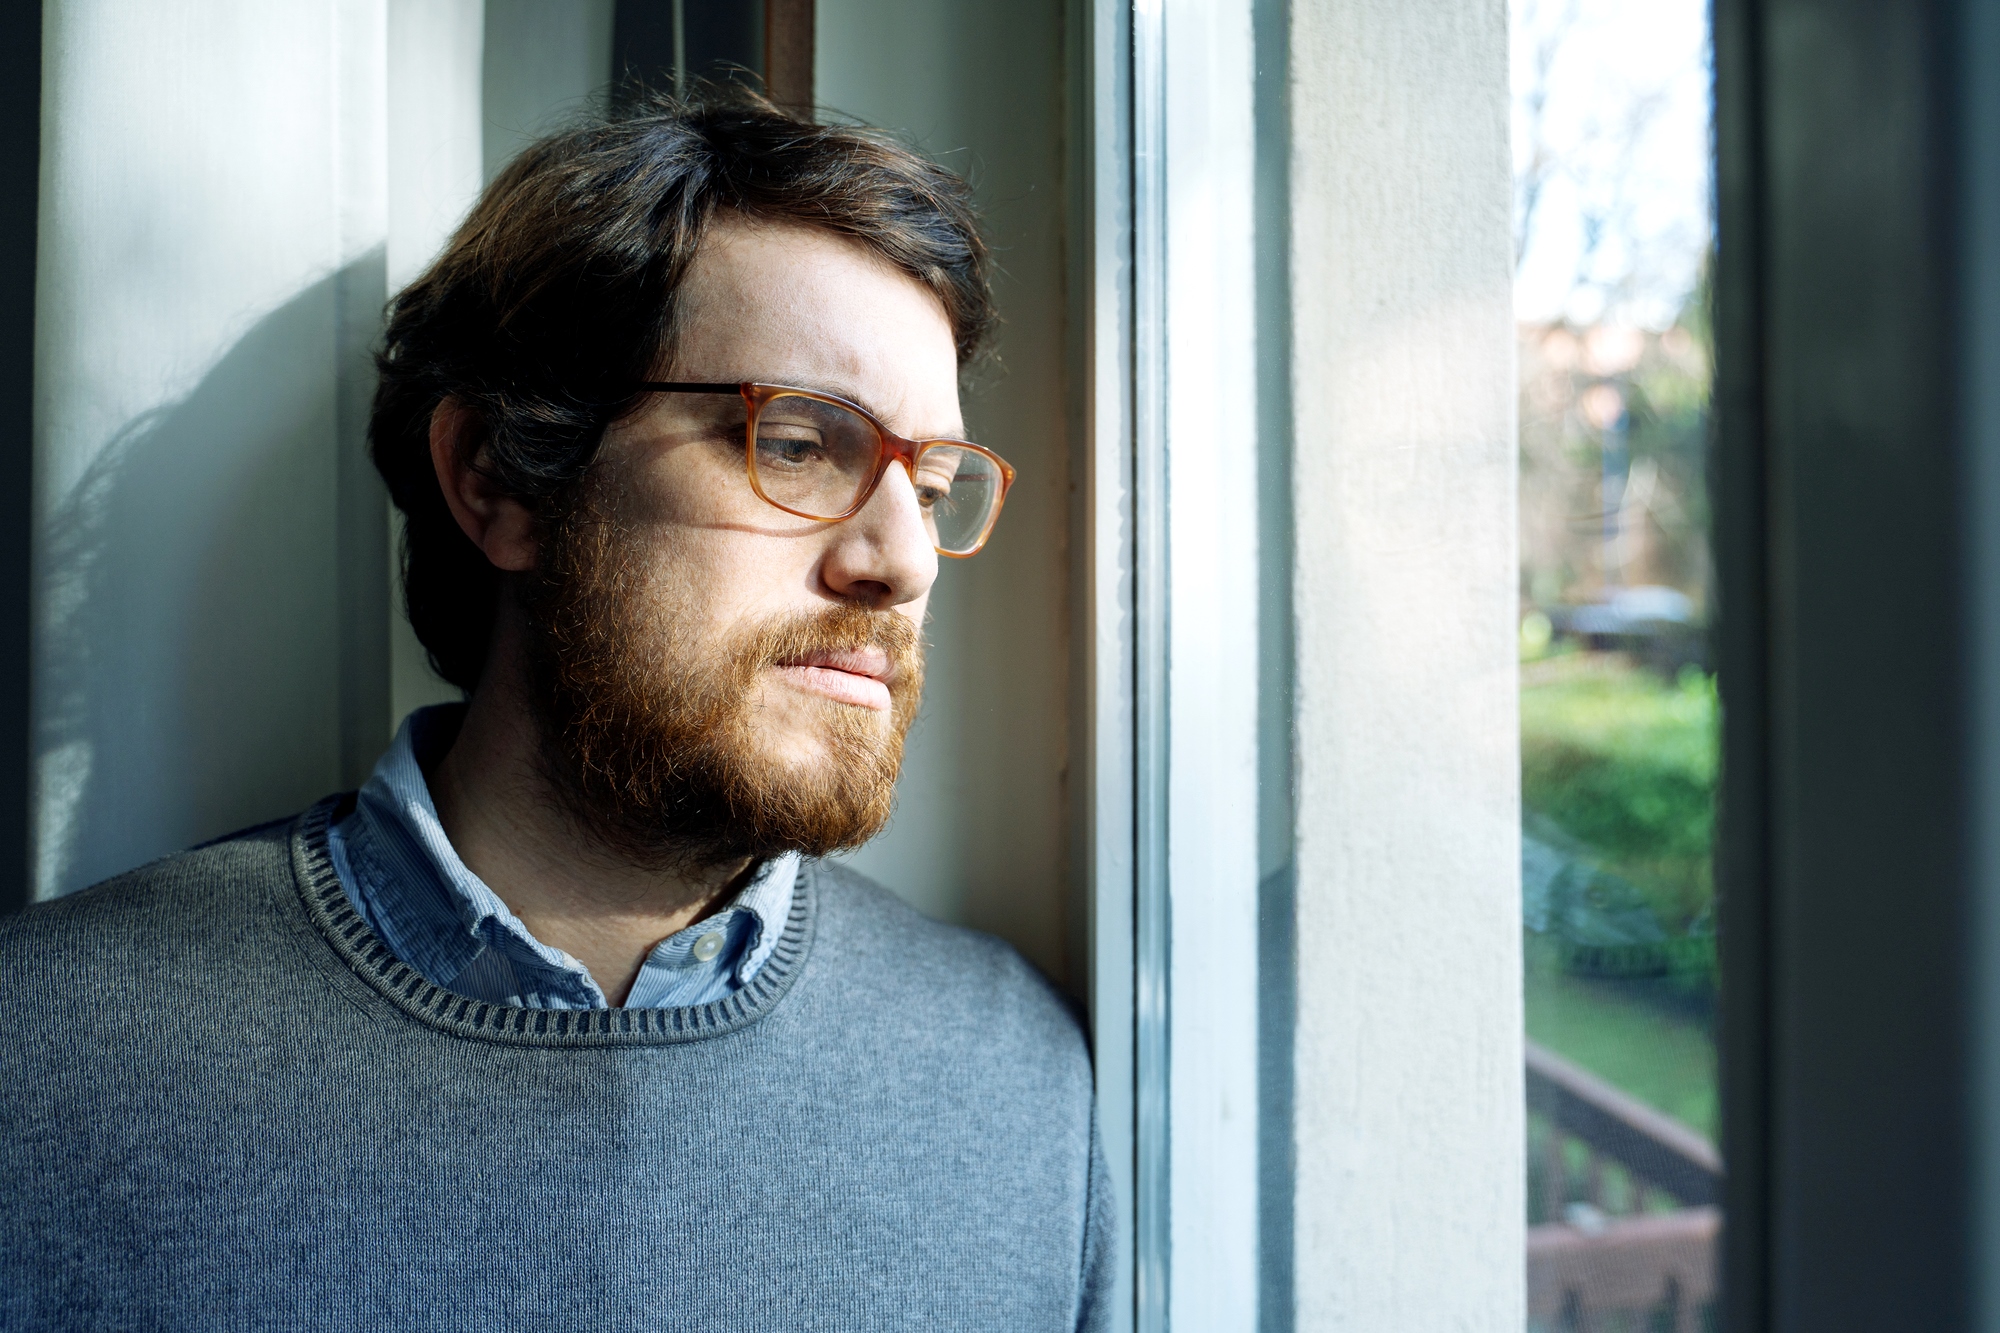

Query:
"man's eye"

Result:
[[759, 435, 824, 465], [915, 482, 952, 512]]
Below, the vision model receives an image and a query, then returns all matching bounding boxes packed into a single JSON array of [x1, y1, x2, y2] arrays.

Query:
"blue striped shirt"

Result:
[[326, 705, 798, 1010]]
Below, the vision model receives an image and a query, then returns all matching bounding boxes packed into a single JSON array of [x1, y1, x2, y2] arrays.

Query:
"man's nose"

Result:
[[817, 461, 939, 608]]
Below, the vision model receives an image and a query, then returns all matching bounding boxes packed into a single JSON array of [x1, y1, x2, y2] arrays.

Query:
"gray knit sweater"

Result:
[[0, 798, 1111, 1330]]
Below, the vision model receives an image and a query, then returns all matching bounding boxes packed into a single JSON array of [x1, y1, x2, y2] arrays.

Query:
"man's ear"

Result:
[[430, 397, 537, 572]]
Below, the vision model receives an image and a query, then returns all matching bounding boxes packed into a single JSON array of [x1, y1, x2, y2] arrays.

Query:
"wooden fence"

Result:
[[1526, 1041, 1722, 1331]]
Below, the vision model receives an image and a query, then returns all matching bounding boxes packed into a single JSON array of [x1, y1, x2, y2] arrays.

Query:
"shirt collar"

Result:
[[730, 850, 798, 983], [342, 704, 798, 1006]]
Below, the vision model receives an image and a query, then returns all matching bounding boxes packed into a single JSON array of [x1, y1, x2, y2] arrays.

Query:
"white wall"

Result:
[[33, 0, 393, 898], [1288, 0, 1525, 1324], [818, 0, 1077, 984]]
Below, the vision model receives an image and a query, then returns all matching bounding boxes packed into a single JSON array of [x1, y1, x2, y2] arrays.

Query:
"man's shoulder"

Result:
[[805, 858, 1092, 1076], [0, 813, 301, 984]]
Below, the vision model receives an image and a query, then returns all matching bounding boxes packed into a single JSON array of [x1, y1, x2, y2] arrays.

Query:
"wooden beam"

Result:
[[1527, 1208, 1719, 1324], [1526, 1040, 1722, 1207], [764, 0, 814, 114]]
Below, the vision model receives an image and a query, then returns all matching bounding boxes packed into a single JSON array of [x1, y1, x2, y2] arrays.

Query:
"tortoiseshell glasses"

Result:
[[639, 382, 1017, 557]]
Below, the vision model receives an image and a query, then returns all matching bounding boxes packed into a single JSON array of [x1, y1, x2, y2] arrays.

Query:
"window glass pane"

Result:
[[1512, 2, 1719, 1327]]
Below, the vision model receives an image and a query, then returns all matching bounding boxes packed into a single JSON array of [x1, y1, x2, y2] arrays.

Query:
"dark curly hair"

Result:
[[370, 89, 996, 693]]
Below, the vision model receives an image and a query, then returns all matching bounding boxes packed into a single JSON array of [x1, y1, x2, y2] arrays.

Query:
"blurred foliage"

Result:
[[1522, 658, 1715, 928], [1522, 655, 1717, 1015]]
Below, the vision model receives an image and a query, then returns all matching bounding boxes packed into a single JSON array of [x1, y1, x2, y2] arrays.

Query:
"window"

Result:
[[1511, 3, 1720, 1326]]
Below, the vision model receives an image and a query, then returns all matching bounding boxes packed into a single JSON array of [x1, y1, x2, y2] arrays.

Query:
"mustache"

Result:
[[736, 603, 922, 686]]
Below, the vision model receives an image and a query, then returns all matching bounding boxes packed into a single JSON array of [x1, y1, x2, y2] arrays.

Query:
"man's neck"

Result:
[[426, 640, 749, 1006]]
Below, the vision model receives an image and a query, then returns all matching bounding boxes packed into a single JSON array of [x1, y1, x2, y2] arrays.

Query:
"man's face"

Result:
[[526, 217, 960, 863]]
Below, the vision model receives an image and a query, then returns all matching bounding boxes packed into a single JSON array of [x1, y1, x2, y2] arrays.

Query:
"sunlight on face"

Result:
[[591, 217, 964, 777]]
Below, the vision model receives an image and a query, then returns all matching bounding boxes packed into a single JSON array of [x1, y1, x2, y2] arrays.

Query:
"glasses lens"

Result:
[[913, 443, 1004, 554], [750, 393, 881, 519]]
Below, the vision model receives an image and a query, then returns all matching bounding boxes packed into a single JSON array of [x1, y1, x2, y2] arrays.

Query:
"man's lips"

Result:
[[771, 646, 894, 711]]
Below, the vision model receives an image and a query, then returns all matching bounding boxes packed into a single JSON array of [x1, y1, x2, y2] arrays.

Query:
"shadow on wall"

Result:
[[36, 254, 388, 900]]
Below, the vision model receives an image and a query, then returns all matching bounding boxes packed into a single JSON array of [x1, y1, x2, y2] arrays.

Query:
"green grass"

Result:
[[1525, 950, 1718, 1137]]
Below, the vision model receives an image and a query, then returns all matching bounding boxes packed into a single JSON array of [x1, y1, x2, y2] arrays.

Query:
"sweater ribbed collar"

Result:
[[285, 797, 817, 1046]]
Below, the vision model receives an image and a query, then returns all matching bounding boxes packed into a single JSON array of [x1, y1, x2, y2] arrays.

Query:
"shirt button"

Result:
[[692, 931, 725, 963]]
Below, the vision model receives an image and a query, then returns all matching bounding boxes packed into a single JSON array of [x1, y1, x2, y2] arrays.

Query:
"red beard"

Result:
[[523, 496, 924, 872]]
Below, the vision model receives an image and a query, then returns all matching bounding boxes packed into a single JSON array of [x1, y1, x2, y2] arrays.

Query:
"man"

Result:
[[0, 93, 1108, 1330]]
